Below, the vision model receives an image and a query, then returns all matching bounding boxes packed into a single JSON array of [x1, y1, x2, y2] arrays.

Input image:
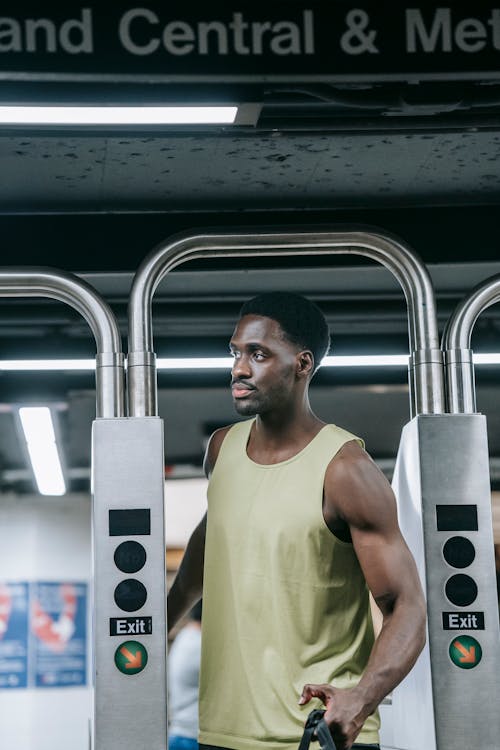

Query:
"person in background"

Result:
[[168, 599, 202, 750]]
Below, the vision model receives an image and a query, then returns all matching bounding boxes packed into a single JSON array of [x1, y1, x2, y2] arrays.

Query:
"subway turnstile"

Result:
[[0, 268, 168, 750], [3, 240, 499, 749], [383, 414, 500, 750], [92, 417, 167, 749], [128, 226, 445, 749], [381, 272, 500, 749], [128, 229, 500, 750]]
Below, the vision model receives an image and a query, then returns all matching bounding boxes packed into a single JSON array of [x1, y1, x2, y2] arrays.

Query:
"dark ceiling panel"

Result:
[[1, 130, 500, 212]]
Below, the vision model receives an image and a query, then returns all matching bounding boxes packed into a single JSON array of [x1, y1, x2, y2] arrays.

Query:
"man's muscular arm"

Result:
[[167, 425, 231, 634], [167, 513, 206, 633], [300, 440, 426, 749]]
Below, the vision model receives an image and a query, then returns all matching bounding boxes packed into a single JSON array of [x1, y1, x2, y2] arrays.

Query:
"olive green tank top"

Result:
[[199, 419, 380, 750]]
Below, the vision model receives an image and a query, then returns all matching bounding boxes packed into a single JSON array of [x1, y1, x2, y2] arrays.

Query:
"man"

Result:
[[167, 292, 426, 750]]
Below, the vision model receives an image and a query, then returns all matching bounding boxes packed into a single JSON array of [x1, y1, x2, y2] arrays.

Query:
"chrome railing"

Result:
[[0, 267, 124, 417], [128, 228, 444, 418]]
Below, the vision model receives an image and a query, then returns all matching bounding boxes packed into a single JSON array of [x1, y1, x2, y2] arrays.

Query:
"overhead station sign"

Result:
[[1, 2, 500, 81]]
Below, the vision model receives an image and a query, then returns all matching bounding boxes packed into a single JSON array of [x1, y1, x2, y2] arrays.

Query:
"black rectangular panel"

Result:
[[109, 509, 151, 536], [436, 504, 478, 531]]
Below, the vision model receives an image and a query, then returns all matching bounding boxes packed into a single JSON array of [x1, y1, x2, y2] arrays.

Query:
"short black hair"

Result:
[[239, 292, 330, 372]]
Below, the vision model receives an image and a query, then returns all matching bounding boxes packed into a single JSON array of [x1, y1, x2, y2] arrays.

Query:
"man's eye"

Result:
[[253, 351, 265, 360]]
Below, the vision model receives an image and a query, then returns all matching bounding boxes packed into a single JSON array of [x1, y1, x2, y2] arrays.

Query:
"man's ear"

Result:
[[296, 350, 314, 378]]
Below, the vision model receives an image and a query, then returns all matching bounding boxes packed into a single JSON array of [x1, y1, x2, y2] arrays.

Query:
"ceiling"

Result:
[[1, 4, 500, 495], [2, 127, 500, 213]]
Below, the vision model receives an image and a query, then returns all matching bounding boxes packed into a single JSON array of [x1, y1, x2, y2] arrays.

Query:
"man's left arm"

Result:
[[299, 440, 427, 748]]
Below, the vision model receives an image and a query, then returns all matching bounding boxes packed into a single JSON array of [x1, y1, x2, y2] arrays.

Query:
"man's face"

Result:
[[229, 314, 301, 417]]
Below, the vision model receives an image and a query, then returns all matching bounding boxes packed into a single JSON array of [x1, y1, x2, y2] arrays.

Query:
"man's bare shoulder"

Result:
[[326, 438, 372, 480], [325, 439, 397, 530], [203, 424, 234, 478]]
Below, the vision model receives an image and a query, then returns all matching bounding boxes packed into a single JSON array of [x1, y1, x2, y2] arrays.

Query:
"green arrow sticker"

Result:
[[114, 640, 148, 675], [449, 635, 482, 669]]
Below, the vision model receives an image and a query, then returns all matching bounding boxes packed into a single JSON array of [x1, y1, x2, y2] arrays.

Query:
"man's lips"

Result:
[[231, 383, 255, 398]]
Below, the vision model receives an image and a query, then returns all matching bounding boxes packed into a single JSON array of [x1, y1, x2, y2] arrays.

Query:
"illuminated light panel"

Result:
[[18, 407, 66, 496], [0, 106, 238, 125], [471, 353, 500, 365], [322, 355, 408, 367], [157, 357, 234, 369], [157, 355, 410, 368], [0, 354, 499, 372], [0, 359, 95, 371]]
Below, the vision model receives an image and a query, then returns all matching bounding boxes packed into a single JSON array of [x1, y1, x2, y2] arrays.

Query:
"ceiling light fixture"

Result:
[[1, 353, 500, 371], [0, 359, 95, 371], [0, 105, 239, 126], [17, 406, 66, 496]]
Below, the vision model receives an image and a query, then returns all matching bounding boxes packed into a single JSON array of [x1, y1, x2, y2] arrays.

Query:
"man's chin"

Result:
[[233, 399, 258, 416]]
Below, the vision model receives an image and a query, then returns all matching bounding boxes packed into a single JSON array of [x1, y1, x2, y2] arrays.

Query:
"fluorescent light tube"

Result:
[[322, 355, 409, 367], [0, 359, 95, 371], [18, 407, 66, 496], [471, 353, 500, 365], [155, 355, 411, 369], [157, 357, 234, 369], [0, 105, 238, 125], [1, 353, 500, 372]]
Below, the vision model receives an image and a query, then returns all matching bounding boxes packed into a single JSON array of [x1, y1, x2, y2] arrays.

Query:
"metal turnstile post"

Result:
[[387, 415, 500, 750], [0, 268, 168, 749], [383, 273, 500, 749], [92, 417, 167, 750]]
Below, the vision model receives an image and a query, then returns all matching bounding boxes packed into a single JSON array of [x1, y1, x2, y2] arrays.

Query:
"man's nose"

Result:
[[232, 355, 251, 379]]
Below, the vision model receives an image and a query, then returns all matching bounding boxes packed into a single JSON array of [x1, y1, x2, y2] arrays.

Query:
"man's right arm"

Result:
[[167, 512, 206, 633], [167, 425, 231, 633]]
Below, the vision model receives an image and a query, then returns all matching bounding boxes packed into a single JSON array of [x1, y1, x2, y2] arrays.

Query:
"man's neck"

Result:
[[248, 409, 325, 464]]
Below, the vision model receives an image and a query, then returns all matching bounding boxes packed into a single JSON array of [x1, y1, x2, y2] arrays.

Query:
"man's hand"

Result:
[[299, 683, 366, 750]]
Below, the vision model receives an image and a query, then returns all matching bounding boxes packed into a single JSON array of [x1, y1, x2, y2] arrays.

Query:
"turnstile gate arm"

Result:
[[128, 226, 444, 418], [0, 266, 125, 417], [442, 272, 500, 414]]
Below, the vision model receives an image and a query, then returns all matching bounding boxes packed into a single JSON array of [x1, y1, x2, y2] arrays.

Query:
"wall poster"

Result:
[[0, 581, 88, 689]]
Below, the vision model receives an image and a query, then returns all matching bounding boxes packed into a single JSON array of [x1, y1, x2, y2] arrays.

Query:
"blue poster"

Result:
[[30, 582, 87, 688], [0, 582, 29, 689]]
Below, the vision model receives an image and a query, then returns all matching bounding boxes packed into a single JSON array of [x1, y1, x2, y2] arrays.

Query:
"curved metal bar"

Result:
[[128, 228, 444, 418], [0, 267, 125, 418], [442, 273, 500, 414]]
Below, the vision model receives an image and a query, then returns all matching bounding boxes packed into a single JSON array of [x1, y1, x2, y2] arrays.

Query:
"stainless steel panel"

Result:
[[383, 418, 436, 750], [91, 418, 167, 750], [386, 415, 500, 750]]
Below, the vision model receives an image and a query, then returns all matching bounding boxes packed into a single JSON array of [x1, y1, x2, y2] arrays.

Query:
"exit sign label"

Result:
[[110, 616, 152, 636], [442, 611, 485, 630]]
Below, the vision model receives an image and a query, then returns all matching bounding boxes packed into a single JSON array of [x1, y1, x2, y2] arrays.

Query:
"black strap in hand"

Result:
[[298, 709, 337, 750]]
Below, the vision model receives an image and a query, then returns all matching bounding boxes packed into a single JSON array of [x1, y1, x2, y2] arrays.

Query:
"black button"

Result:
[[445, 574, 478, 607], [443, 537, 475, 569], [114, 541, 147, 574], [114, 579, 147, 612]]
